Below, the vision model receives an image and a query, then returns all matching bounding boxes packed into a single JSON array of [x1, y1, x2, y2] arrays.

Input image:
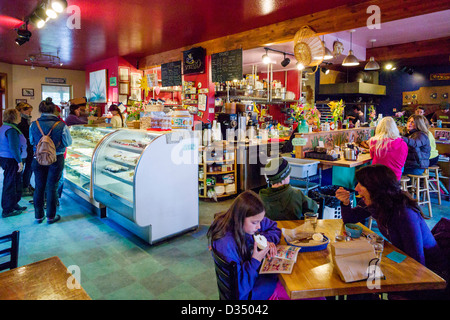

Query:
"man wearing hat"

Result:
[[259, 157, 318, 221]]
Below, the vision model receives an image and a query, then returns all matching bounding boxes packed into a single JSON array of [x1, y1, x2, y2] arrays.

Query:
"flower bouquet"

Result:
[[327, 100, 345, 124]]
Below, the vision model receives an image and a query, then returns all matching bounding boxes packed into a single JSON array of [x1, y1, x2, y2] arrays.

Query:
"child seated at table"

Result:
[[207, 190, 323, 300], [259, 157, 319, 221]]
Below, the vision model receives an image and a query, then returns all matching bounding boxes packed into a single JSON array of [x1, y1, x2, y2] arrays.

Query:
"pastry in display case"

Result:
[[64, 125, 117, 210], [92, 129, 199, 244]]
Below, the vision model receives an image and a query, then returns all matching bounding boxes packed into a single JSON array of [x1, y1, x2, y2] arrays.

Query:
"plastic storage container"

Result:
[[283, 157, 319, 178]]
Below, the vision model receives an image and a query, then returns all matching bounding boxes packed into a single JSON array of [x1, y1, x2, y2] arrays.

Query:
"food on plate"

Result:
[[104, 164, 127, 173], [312, 233, 324, 242], [253, 234, 268, 250]]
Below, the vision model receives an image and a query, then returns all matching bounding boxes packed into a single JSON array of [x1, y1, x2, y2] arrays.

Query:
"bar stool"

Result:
[[407, 173, 432, 218], [427, 166, 441, 205], [400, 176, 410, 192]]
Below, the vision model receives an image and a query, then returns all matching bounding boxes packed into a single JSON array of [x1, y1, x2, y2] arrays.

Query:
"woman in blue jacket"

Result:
[[207, 190, 281, 300]]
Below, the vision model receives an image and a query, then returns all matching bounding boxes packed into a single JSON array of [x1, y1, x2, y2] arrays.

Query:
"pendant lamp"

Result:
[[342, 30, 359, 67], [364, 39, 380, 70]]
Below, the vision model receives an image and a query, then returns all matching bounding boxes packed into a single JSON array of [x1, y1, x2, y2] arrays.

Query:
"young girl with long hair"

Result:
[[369, 117, 408, 180], [402, 114, 431, 175], [108, 104, 125, 128]]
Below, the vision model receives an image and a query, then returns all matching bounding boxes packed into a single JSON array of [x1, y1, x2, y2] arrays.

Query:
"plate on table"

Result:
[[285, 234, 330, 252]]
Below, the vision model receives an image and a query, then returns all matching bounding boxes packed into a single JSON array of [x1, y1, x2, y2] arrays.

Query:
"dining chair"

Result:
[[0, 230, 20, 272], [211, 249, 251, 300]]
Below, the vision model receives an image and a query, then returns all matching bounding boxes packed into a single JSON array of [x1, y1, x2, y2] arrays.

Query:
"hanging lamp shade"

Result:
[[342, 50, 359, 66], [364, 56, 380, 70], [323, 45, 333, 60]]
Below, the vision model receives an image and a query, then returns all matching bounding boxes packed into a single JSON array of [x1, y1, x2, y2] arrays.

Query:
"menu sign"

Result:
[[161, 61, 182, 87], [211, 49, 243, 83], [183, 47, 205, 75]]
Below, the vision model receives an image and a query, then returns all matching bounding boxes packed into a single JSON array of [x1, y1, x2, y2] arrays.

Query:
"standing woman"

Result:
[[15, 102, 34, 196], [369, 116, 408, 180], [0, 108, 27, 217], [29, 98, 72, 224], [402, 114, 431, 175], [108, 104, 126, 128]]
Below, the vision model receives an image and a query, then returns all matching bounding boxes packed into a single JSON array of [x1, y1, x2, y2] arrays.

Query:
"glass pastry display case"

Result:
[[92, 129, 199, 244], [64, 125, 117, 211]]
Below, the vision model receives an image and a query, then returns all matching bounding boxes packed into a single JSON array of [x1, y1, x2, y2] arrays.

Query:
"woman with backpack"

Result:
[[29, 98, 72, 224]]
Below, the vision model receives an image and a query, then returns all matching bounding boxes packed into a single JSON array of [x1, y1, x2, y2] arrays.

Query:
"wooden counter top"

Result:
[[304, 153, 372, 168]]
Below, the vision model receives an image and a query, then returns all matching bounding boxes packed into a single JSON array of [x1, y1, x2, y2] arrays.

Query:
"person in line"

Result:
[[65, 104, 88, 126], [259, 157, 318, 221], [108, 104, 126, 128], [0, 108, 27, 217], [368, 117, 408, 180], [16, 102, 34, 196], [335, 164, 448, 299], [424, 117, 439, 167], [29, 98, 72, 224], [402, 114, 431, 175], [431, 103, 450, 123]]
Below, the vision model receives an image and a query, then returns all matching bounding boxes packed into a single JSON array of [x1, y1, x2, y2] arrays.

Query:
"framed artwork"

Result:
[[130, 88, 142, 101], [22, 88, 34, 96], [89, 69, 107, 103], [119, 82, 129, 95], [119, 67, 130, 81], [130, 73, 142, 88], [119, 94, 128, 105], [16, 99, 27, 105]]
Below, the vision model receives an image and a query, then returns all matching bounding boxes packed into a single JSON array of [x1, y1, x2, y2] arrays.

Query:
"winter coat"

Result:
[[402, 129, 431, 170]]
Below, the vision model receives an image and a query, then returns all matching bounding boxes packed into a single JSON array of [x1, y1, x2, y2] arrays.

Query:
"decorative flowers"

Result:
[[327, 100, 345, 123]]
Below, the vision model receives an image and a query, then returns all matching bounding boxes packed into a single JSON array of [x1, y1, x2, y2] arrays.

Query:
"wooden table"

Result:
[[0, 256, 91, 300], [276, 219, 447, 299], [308, 152, 372, 169]]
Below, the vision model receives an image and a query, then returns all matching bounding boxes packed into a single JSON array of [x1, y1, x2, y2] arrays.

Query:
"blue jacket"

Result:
[[341, 201, 446, 277], [0, 124, 27, 162], [211, 217, 281, 300], [29, 114, 72, 155]]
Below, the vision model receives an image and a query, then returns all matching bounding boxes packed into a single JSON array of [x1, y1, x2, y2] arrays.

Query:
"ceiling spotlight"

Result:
[[342, 30, 360, 67], [45, 6, 58, 19], [296, 62, 305, 70], [384, 63, 394, 70], [51, 0, 68, 13], [262, 49, 271, 64], [321, 67, 330, 75], [15, 25, 32, 46], [281, 54, 290, 67]]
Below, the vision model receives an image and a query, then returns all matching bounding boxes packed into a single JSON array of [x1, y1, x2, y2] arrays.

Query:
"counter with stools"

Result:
[[407, 173, 432, 218]]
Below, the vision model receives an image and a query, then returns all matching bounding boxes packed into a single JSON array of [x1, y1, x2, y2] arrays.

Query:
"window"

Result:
[[41, 85, 72, 105]]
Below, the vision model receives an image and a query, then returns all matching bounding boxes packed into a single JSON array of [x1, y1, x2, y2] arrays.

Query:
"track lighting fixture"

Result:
[[28, 1, 68, 29], [321, 67, 330, 75], [15, 23, 32, 46], [262, 49, 271, 64], [281, 54, 290, 67], [296, 62, 305, 70], [51, 0, 68, 13]]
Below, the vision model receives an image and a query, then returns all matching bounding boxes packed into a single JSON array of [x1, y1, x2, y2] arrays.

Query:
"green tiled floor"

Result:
[[1, 176, 448, 300]]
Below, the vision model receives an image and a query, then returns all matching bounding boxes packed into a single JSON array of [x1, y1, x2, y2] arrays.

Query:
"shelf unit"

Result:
[[198, 142, 237, 199]]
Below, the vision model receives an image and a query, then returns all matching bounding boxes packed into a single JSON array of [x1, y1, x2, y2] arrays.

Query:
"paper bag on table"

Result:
[[331, 240, 380, 283], [282, 226, 314, 243]]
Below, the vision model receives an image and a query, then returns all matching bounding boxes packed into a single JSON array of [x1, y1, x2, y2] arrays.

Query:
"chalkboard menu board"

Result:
[[211, 49, 243, 83], [161, 61, 182, 87]]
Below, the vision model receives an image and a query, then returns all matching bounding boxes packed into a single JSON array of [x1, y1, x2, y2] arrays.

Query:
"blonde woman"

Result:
[[402, 115, 431, 175], [369, 117, 408, 180]]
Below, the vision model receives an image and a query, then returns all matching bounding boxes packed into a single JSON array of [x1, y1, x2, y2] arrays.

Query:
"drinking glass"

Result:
[[371, 236, 384, 260], [304, 212, 318, 232]]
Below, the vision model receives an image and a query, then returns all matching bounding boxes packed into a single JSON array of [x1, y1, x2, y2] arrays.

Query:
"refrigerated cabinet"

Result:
[[64, 125, 117, 212], [92, 129, 199, 244]]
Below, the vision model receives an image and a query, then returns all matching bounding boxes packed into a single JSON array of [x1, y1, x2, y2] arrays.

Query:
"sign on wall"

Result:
[[183, 47, 205, 75]]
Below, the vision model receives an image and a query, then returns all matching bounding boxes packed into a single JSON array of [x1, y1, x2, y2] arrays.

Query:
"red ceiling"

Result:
[[0, 0, 366, 70]]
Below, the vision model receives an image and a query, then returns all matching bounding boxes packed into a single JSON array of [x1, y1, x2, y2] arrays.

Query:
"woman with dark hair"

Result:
[[402, 114, 431, 175], [29, 97, 72, 224], [65, 104, 88, 126], [207, 190, 281, 300], [335, 165, 447, 288], [15, 102, 34, 195], [108, 104, 125, 128]]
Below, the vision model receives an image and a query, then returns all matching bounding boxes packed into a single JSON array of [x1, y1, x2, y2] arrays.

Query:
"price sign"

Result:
[[292, 138, 307, 146]]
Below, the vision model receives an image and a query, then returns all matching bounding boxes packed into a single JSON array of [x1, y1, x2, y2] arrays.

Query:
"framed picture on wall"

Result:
[[130, 88, 142, 101], [119, 82, 129, 95], [89, 69, 107, 103], [22, 88, 34, 96], [130, 73, 142, 88], [119, 67, 130, 82]]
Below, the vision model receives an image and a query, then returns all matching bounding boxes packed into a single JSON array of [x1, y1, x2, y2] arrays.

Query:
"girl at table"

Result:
[[335, 164, 448, 298], [402, 115, 431, 175], [207, 190, 324, 300], [369, 117, 408, 180]]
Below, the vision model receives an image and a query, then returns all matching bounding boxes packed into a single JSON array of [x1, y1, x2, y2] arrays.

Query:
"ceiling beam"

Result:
[[138, 0, 450, 69], [366, 36, 450, 62]]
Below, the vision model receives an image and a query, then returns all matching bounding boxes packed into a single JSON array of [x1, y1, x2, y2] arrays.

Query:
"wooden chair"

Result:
[[427, 166, 441, 205], [0, 231, 20, 271], [408, 173, 432, 218], [211, 249, 251, 300]]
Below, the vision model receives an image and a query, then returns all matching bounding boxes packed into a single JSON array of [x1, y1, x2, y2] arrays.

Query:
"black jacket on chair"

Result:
[[402, 129, 431, 170]]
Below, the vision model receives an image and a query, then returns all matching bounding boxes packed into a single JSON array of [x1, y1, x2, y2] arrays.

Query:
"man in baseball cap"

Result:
[[259, 157, 318, 221]]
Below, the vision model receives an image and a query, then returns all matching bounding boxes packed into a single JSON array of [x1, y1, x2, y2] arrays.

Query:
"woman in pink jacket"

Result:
[[369, 117, 408, 180]]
